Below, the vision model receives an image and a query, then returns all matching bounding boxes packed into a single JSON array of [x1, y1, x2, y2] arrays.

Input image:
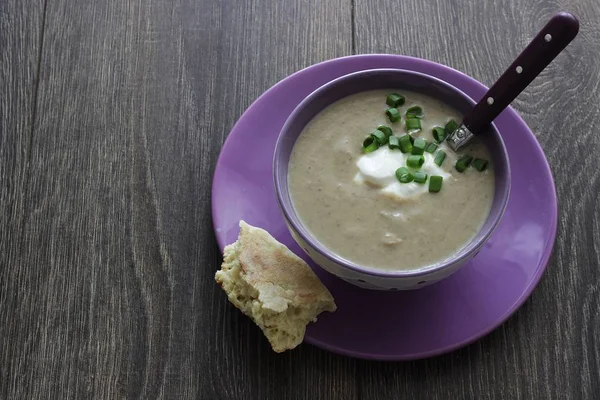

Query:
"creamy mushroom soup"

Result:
[[288, 89, 494, 271]]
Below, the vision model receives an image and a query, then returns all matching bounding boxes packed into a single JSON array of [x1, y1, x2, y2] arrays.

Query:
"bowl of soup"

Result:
[[273, 69, 510, 290]]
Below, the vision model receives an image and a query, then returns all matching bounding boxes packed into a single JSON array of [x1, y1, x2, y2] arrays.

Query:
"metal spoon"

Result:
[[446, 12, 579, 151]]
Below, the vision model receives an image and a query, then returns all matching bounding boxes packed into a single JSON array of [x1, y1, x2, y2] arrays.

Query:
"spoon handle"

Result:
[[462, 12, 579, 135]]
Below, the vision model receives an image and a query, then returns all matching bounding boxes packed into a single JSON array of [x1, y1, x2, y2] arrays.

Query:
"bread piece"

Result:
[[215, 220, 336, 352]]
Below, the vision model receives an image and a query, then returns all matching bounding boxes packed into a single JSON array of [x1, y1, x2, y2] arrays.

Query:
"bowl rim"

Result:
[[273, 68, 511, 278]]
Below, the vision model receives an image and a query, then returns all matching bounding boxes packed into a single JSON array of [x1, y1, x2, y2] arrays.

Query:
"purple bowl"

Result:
[[273, 69, 511, 290]]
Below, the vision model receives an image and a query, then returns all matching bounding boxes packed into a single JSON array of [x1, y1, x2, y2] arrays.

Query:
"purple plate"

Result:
[[211, 54, 558, 361]]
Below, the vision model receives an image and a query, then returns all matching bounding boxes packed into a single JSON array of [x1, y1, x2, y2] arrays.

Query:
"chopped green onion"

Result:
[[432, 127, 446, 142], [429, 176, 443, 193], [363, 136, 379, 153], [455, 155, 474, 172], [388, 135, 400, 150], [405, 118, 421, 132], [399, 134, 413, 153], [412, 138, 426, 155], [395, 167, 413, 183], [445, 120, 458, 134], [425, 142, 438, 153], [407, 155, 425, 168], [386, 108, 401, 123], [377, 125, 393, 138], [472, 158, 489, 171], [405, 106, 424, 118], [370, 129, 388, 145], [414, 171, 427, 184], [386, 93, 405, 108], [459, 155, 474, 166], [433, 150, 446, 166], [396, 167, 409, 176], [399, 173, 413, 183]]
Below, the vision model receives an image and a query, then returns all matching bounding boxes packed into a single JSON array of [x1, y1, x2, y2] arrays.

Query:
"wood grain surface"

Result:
[[0, 0, 598, 399], [0, 0, 46, 397]]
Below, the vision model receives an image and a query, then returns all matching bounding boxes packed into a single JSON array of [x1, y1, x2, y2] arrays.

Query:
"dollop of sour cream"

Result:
[[354, 146, 451, 200]]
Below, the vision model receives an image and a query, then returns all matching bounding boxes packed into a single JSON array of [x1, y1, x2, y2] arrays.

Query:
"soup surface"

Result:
[[288, 89, 495, 271]]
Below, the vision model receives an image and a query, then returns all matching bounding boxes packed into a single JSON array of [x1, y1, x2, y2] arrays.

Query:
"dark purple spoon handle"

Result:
[[463, 12, 579, 135]]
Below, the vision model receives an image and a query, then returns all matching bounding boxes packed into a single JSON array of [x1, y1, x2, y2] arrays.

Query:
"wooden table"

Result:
[[1, 0, 599, 399]]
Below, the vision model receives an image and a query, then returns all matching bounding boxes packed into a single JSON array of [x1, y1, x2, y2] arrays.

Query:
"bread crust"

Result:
[[215, 221, 336, 352]]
